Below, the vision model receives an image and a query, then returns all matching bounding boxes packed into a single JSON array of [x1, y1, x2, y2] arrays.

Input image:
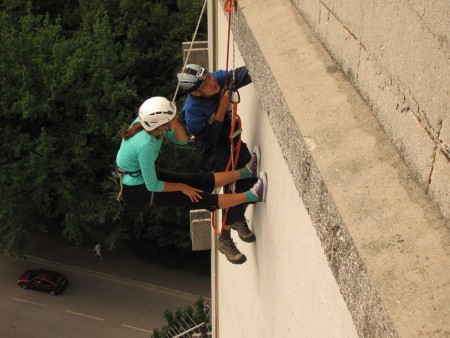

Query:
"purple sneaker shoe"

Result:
[[249, 171, 267, 202], [244, 146, 261, 178]]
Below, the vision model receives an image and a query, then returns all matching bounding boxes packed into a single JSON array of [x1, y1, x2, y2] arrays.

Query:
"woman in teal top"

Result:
[[115, 97, 266, 211]]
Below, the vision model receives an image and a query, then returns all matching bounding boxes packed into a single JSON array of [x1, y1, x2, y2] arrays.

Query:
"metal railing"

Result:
[[165, 310, 210, 338]]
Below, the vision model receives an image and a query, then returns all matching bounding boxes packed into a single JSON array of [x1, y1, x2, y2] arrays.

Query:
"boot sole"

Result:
[[231, 223, 257, 243], [218, 247, 247, 264], [259, 171, 267, 202], [253, 146, 261, 178], [239, 234, 256, 243]]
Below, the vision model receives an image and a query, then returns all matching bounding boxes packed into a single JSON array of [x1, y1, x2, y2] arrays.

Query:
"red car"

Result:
[[17, 269, 68, 295]]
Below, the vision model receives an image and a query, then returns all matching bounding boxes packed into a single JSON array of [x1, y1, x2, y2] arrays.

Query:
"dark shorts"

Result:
[[198, 133, 257, 224], [122, 169, 219, 212]]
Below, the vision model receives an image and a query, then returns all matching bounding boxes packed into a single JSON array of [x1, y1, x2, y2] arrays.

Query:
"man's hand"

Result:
[[215, 89, 231, 123], [219, 89, 231, 110]]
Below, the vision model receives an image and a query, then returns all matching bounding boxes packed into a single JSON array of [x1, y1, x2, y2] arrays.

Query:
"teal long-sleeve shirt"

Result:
[[116, 117, 188, 192]]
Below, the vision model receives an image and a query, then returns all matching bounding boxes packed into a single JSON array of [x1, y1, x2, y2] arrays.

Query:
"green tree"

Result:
[[151, 298, 210, 338], [0, 0, 207, 261]]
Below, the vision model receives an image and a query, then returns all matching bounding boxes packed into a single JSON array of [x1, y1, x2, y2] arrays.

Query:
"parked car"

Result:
[[17, 269, 68, 295]]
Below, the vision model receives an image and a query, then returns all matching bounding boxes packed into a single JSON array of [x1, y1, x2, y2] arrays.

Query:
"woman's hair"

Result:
[[121, 122, 143, 140]]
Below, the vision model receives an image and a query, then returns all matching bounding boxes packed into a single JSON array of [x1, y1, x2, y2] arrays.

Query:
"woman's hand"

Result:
[[169, 114, 180, 129], [180, 184, 203, 203]]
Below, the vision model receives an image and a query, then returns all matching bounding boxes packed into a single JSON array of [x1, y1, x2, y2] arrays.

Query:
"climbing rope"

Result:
[[211, 0, 245, 235], [224, 0, 235, 86], [168, 0, 245, 236], [172, 0, 208, 103]]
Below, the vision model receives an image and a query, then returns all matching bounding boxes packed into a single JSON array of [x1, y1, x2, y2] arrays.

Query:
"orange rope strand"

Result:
[[211, 0, 240, 236]]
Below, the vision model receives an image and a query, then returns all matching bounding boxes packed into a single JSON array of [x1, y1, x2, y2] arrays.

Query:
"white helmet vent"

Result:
[[138, 97, 177, 131]]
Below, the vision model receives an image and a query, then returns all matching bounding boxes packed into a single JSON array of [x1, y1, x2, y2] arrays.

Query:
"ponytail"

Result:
[[121, 122, 144, 140]]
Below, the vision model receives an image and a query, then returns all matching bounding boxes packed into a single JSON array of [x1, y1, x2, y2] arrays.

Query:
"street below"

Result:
[[0, 254, 209, 338]]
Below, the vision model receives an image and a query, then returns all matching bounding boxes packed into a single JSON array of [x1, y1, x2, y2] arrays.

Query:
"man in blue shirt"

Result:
[[177, 64, 258, 264]]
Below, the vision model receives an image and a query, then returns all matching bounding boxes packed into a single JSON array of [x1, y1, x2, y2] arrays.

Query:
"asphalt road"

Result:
[[0, 255, 205, 338]]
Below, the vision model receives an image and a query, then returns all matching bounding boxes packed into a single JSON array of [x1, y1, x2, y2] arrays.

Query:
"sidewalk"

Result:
[[22, 234, 211, 300]]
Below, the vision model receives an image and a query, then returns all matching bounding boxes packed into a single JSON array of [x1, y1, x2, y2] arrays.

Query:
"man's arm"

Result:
[[214, 89, 231, 123], [234, 66, 252, 89], [195, 89, 231, 154]]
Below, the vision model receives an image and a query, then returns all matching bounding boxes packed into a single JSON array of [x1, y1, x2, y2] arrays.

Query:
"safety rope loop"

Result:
[[116, 178, 123, 203], [111, 170, 124, 203], [225, 112, 242, 172]]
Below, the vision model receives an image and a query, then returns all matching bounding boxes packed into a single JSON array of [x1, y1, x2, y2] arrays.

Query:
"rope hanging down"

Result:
[[172, 0, 208, 103], [211, 0, 244, 235], [168, 0, 243, 236], [224, 0, 241, 176]]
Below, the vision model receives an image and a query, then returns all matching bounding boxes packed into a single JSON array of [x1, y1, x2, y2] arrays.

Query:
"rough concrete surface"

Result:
[[290, 0, 450, 222], [190, 209, 212, 251], [225, 0, 450, 337]]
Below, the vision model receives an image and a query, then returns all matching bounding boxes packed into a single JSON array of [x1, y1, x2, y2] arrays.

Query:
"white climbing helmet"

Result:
[[139, 96, 177, 131], [177, 64, 209, 94]]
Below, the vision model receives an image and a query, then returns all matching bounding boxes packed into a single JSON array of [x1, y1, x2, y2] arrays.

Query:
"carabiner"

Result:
[[230, 89, 240, 104], [224, 0, 236, 13]]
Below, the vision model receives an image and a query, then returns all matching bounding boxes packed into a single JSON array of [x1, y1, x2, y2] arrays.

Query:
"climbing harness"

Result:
[[113, 135, 166, 204], [112, 167, 141, 202]]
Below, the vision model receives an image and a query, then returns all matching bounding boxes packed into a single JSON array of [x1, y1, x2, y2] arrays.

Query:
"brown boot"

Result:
[[231, 220, 256, 243], [217, 237, 247, 264]]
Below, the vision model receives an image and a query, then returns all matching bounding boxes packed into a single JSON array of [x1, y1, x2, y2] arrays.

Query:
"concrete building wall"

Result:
[[290, 0, 450, 222], [212, 46, 359, 338], [211, 4, 358, 338], [210, 0, 450, 337]]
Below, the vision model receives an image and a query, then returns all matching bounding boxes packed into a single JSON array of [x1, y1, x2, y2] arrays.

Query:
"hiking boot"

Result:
[[217, 237, 247, 264], [249, 171, 267, 202], [231, 219, 256, 243], [244, 146, 261, 178]]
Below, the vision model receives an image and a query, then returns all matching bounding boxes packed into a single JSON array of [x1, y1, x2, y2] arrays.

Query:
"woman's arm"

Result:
[[169, 115, 188, 143], [139, 141, 202, 201], [162, 182, 203, 202]]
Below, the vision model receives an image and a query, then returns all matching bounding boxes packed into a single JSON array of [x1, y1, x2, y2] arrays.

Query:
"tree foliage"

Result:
[[151, 298, 210, 338], [0, 0, 207, 259]]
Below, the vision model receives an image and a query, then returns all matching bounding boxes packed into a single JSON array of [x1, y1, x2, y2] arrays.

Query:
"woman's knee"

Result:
[[198, 192, 218, 211]]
